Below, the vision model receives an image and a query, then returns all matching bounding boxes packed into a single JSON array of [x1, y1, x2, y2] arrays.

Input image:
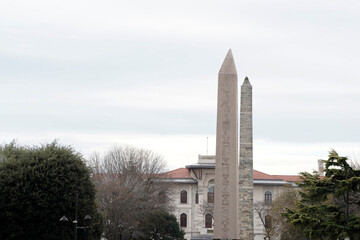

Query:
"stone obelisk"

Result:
[[214, 49, 239, 239], [239, 77, 254, 240]]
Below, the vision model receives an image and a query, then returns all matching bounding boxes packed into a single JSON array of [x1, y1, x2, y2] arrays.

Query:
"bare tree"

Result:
[[349, 156, 360, 170], [200, 200, 214, 218], [200, 200, 214, 228], [254, 201, 277, 240], [269, 185, 305, 240], [90, 145, 174, 240], [254, 185, 307, 240]]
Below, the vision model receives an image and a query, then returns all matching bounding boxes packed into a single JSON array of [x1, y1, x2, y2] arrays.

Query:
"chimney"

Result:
[[318, 159, 325, 176]]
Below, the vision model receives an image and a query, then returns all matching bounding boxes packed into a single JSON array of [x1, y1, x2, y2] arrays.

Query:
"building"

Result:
[[164, 155, 302, 240]]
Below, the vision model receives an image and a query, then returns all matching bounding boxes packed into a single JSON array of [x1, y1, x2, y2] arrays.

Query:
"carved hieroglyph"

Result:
[[239, 77, 254, 240], [214, 49, 239, 239]]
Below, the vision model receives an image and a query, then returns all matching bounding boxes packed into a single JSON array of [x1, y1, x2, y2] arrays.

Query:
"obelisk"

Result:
[[214, 49, 239, 239], [239, 77, 254, 240]]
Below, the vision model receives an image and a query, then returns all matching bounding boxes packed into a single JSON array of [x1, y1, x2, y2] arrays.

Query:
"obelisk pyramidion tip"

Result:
[[219, 49, 237, 74], [243, 76, 251, 85]]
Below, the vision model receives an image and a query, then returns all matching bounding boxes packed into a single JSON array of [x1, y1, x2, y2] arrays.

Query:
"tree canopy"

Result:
[[283, 150, 360, 240], [139, 210, 184, 240], [90, 145, 174, 240], [0, 141, 103, 240]]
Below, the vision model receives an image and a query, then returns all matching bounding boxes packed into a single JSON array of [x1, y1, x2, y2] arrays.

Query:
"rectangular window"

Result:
[[208, 186, 214, 203], [180, 190, 187, 204], [207, 192, 214, 203], [265, 191, 272, 205]]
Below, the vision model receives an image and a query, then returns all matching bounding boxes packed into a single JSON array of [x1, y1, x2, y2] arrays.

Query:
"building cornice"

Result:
[[186, 163, 215, 169], [158, 178, 198, 184]]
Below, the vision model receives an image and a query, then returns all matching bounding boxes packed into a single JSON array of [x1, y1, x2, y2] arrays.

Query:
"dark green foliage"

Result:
[[0, 141, 103, 240], [139, 210, 184, 240], [283, 150, 360, 240]]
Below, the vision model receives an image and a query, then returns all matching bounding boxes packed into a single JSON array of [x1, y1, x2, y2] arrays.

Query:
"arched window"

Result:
[[207, 186, 214, 203], [180, 213, 187, 227], [195, 191, 199, 204], [205, 213, 212, 228], [265, 191, 272, 205], [265, 215, 272, 229], [180, 190, 187, 204]]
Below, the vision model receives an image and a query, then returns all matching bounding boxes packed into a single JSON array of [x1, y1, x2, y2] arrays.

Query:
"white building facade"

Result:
[[164, 155, 299, 240]]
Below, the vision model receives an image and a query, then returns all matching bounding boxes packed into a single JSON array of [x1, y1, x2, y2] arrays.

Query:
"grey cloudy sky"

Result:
[[1, 0, 360, 174]]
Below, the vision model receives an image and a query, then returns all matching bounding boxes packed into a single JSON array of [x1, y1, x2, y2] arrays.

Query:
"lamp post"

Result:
[[60, 216, 69, 240], [84, 215, 91, 240], [129, 226, 134, 240], [119, 224, 124, 240], [61, 215, 91, 240], [60, 194, 92, 240], [150, 231, 155, 240], [74, 193, 78, 240]]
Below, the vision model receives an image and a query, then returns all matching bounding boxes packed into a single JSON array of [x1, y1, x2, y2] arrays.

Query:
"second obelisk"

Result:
[[214, 49, 239, 239]]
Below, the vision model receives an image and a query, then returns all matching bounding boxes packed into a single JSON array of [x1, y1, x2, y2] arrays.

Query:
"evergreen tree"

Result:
[[139, 210, 184, 240], [0, 141, 103, 240], [283, 150, 360, 240]]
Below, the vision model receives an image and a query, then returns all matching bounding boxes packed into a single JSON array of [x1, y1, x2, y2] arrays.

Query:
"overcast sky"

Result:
[[1, 0, 360, 174]]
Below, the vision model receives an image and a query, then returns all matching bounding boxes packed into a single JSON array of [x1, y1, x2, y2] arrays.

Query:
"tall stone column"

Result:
[[239, 77, 254, 240], [214, 49, 239, 239]]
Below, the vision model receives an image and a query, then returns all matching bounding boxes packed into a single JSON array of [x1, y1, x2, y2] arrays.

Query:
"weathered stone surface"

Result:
[[214, 49, 239, 239], [239, 77, 254, 240]]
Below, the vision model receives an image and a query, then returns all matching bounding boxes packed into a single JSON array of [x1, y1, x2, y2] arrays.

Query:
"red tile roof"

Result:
[[253, 170, 282, 180], [164, 168, 192, 179], [273, 175, 302, 182], [164, 168, 304, 183]]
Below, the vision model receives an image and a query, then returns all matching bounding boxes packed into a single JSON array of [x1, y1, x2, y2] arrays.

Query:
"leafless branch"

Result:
[[89, 145, 173, 240]]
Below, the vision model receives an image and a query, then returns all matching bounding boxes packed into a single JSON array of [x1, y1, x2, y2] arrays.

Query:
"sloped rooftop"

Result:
[[253, 169, 282, 180], [164, 168, 192, 179], [164, 167, 299, 185], [273, 175, 302, 182]]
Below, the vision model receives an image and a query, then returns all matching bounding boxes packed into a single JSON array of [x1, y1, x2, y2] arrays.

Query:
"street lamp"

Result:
[[84, 215, 92, 240], [119, 224, 124, 240], [85, 215, 91, 225], [61, 215, 91, 240], [60, 216, 69, 240], [150, 231, 155, 240], [129, 226, 134, 240], [61, 194, 92, 240]]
